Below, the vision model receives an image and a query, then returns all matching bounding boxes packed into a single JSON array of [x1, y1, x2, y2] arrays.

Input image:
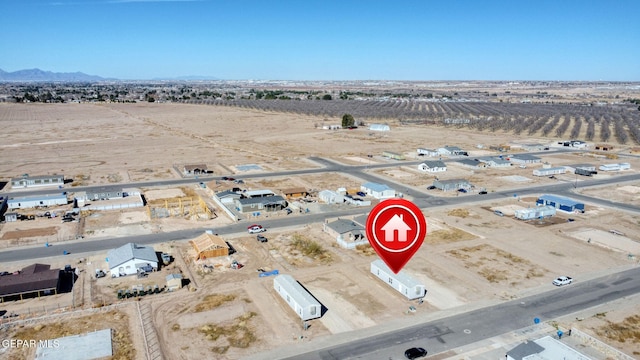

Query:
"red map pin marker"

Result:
[[366, 198, 427, 274]]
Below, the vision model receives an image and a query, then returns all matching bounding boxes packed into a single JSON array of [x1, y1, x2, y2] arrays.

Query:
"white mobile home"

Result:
[[532, 167, 566, 177], [7, 194, 68, 210], [273, 274, 321, 321], [370, 260, 426, 300], [417, 148, 439, 157], [361, 182, 395, 199], [11, 174, 64, 189], [514, 206, 556, 220], [599, 163, 630, 171]]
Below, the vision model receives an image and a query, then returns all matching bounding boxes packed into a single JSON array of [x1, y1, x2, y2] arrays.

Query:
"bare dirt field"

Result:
[[2, 102, 640, 359]]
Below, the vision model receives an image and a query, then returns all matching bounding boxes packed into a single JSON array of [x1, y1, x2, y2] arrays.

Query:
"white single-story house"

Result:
[[514, 206, 556, 220], [509, 154, 542, 164], [370, 260, 426, 300], [506, 335, 592, 360], [273, 274, 321, 321], [437, 146, 467, 157], [417, 148, 439, 157], [418, 160, 447, 173], [107, 243, 158, 278], [484, 158, 512, 167], [599, 163, 631, 171], [318, 190, 344, 204], [11, 174, 64, 189], [433, 179, 472, 191], [361, 182, 395, 199], [7, 194, 68, 210], [533, 167, 567, 176]]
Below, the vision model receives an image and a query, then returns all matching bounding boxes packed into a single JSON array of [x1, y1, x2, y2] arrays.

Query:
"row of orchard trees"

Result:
[[185, 98, 640, 145]]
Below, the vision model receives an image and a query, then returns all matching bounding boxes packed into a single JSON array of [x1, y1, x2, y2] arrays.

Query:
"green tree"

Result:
[[322, 94, 332, 100], [342, 114, 355, 128]]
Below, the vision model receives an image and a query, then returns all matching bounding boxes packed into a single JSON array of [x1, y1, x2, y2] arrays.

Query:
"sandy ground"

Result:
[[1, 103, 640, 359]]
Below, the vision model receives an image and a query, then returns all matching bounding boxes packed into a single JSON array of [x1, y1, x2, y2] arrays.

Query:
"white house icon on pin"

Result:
[[381, 214, 412, 242]]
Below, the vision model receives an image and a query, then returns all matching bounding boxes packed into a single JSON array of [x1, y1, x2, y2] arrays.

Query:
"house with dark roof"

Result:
[[418, 160, 447, 173], [107, 243, 158, 278], [0, 263, 61, 301], [323, 218, 367, 249], [235, 195, 287, 213]]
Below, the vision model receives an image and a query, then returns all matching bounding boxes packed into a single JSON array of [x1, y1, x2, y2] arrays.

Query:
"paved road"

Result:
[[2, 157, 640, 263], [277, 266, 640, 359]]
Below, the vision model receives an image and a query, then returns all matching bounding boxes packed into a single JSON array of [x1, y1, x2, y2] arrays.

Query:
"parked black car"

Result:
[[404, 347, 427, 359], [257, 235, 268, 243]]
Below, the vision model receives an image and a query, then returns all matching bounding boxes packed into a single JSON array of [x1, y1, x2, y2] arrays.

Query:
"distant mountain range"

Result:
[[0, 68, 222, 82], [0, 68, 108, 82]]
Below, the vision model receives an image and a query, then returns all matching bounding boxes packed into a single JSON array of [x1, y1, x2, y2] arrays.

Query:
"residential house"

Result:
[[418, 160, 446, 173], [370, 260, 426, 300], [11, 174, 64, 189], [273, 274, 322, 321], [437, 146, 467, 157], [382, 151, 405, 160], [323, 219, 367, 249], [318, 190, 344, 204], [7, 194, 68, 210], [107, 243, 158, 278], [361, 182, 395, 199], [433, 179, 471, 191], [235, 195, 287, 213], [416, 148, 439, 157], [281, 187, 309, 199], [509, 154, 542, 165]]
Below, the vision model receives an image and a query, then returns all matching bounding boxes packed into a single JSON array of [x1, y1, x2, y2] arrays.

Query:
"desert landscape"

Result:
[[1, 84, 640, 360]]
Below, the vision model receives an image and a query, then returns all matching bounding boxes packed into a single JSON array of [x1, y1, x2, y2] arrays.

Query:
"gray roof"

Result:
[[458, 159, 481, 166], [86, 185, 123, 193], [216, 190, 241, 198], [107, 243, 157, 269], [327, 219, 365, 234], [510, 154, 541, 161], [166, 273, 183, 281], [436, 178, 470, 185], [506, 341, 544, 360], [422, 160, 446, 168], [362, 182, 393, 192], [443, 145, 463, 151], [238, 195, 286, 206]]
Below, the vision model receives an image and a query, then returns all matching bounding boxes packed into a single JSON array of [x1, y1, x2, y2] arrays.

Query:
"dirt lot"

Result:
[[2, 103, 640, 359]]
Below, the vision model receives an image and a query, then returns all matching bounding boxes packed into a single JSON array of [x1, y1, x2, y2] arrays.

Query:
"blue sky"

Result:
[[1, 0, 639, 81]]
